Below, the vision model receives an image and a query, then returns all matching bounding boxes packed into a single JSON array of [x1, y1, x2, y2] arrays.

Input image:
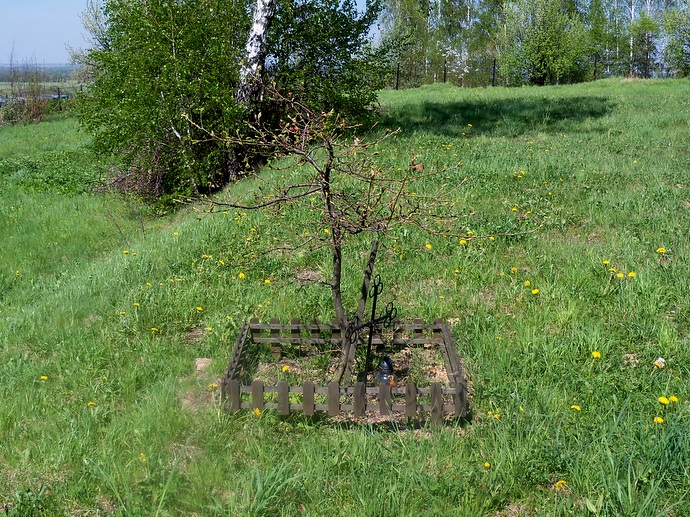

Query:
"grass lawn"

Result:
[[1, 78, 690, 515]]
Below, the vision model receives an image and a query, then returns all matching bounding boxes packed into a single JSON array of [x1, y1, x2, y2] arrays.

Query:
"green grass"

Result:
[[2, 78, 690, 515]]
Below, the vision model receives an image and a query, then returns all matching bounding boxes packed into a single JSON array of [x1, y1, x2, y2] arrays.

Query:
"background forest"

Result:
[[381, 0, 690, 87]]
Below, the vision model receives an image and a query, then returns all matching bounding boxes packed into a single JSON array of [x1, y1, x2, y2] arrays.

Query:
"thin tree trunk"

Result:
[[333, 240, 379, 384], [331, 230, 347, 324], [237, 0, 275, 104]]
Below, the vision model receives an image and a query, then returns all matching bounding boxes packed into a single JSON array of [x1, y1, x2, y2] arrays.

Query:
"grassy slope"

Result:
[[1, 79, 690, 515]]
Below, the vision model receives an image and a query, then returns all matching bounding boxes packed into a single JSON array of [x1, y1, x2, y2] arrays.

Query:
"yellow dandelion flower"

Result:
[[616, 272, 624, 278], [133, 302, 140, 307], [628, 271, 636, 278], [196, 306, 203, 312], [207, 383, 219, 391], [40, 375, 48, 381], [659, 396, 670, 405], [173, 231, 179, 236], [253, 408, 261, 416], [150, 327, 159, 332], [483, 462, 491, 469], [459, 239, 467, 245], [323, 228, 330, 234], [654, 416, 664, 424], [88, 401, 96, 407], [609, 267, 617, 273], [119, 311, 126, 315], [555, 480, 568, 491], [571, 405, 581, 411], [656, 247, 666, 254], [670, 395, 679, 403], [592, 351, 602, 359], [123, 250, 129, 255], [282, 365, 290, 372], [264, 279, 271, 284], [603, 260, 610, 265], [425, 243, 433, 249], [519, 405, 524, 412], [510, 267, 518, 274], [206, 327, 213, 332], [139, 452, 147, 462], [238, 272, 246, 279], [531, 289, 539, 295], [524, 280, 531, 286]]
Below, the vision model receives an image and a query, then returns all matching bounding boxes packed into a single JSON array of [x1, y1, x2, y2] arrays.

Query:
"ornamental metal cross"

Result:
[[346, 274, 397, 383]]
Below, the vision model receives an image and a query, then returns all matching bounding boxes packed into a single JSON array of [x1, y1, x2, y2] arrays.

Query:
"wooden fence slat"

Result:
[[454, 383, 467, 418], [431, 382, 443, 427], [436, 318, 455, 388], [413, 318, 424, 343], [303, 381, 315, 416], [328, 381, 340, 416], [252, 380, 264, 411], [227, 379, 241, 413], [433, 318, 444, 341], [354, 381, 366, 417], [277, 381, 289, 415], [393, 325, 404, 345], [250, 317, 261, 343], [270, 317, 281, 359], [311, 318, 321, 342], [379, 382, 391, 416], [331, 318, 342, 346], [405, 382, 418, 418], [291, 317, 301, 343]]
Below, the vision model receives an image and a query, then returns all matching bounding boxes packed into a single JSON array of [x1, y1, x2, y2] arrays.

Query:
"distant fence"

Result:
[[221, 318, 468, 425]]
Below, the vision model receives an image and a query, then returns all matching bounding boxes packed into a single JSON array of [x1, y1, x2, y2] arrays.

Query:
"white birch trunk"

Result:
[[629, 0, 636, 75], [237, 0, 276, 104]]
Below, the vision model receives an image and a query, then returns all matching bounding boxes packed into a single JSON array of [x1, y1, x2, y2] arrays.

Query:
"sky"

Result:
[[0, 0, 372, 66], [0, 0, 88, 65]]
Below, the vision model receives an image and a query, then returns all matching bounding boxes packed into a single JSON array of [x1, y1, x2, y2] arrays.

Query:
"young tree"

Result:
[[629, 14, 660, 76], [190, 87, 457, 381], [588, 0, 609, 77], [186, 81, 539, 383], [664, 9, 690, 76], [499, 0, 590, 85]]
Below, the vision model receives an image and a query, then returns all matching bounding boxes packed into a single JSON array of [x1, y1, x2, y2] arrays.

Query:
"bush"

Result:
[[78, 0, 385, 207]]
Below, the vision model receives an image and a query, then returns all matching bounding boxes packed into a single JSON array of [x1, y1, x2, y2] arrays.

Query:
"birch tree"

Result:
[[237, 0, 276, 104]]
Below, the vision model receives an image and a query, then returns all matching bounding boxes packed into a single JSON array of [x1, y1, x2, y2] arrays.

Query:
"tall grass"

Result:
[[1, 79, 690, 515]]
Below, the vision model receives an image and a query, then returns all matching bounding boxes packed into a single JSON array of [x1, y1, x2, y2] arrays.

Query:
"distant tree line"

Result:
[[379, 0, 690, 86], [0, 63, 79, 83]]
